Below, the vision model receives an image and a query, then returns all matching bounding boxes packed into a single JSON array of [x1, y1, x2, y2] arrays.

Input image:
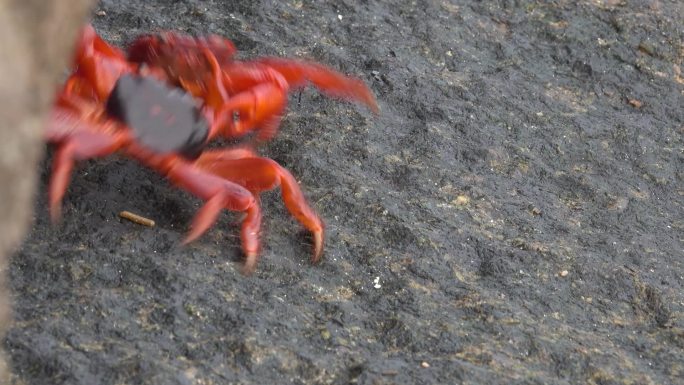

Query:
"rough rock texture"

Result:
[[7, 1, 684, 384], [0, 0, 94, 382]]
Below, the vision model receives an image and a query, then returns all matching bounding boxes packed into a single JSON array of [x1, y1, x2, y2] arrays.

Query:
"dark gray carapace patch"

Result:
[[106, 74, 208, 159]]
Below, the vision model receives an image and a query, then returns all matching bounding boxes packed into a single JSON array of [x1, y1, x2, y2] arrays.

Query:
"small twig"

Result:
[[119, 211, 155, 227]]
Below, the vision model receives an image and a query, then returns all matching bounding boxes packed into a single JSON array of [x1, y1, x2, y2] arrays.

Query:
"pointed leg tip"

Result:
[[240, 263, 256, 276], [241, 250, 259, 275], [181, 231, 200, 246], [367, 97, 380, 115], [311, 231, 324, 264], [49, 205, 62, 225]]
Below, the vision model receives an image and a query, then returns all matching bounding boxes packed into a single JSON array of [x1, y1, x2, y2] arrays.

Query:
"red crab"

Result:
[[47, 25, 377, 272]]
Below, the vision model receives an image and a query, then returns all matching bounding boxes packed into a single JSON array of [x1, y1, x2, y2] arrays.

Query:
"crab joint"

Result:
[[119, 211, 156, 227]]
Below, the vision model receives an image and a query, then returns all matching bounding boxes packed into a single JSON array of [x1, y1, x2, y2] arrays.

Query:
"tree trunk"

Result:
[[0, 0, 95, 381]]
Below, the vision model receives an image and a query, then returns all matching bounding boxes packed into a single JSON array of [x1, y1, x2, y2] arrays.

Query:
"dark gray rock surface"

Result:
[[7, 1, 683, 384]]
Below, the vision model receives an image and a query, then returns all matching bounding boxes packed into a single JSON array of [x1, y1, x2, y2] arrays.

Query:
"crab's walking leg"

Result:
[[72, 24, 132, 100], [46, 121, 130, 222], [254, 57, 379, 114], [194, 149, 325, 262], [140, 154, 264, 272]]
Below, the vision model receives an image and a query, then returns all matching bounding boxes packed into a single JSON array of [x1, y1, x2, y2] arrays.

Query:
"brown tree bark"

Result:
[[0, 0, 95, 381]]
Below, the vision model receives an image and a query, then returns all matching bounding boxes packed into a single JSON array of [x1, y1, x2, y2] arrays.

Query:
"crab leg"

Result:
[[129, 148, 264, 271], [72, 24, 133, 101], [253, 57, 379, 114], [193, 148, 324, 262], [73, 24, 127, 66], [46, 125, 131, 222]]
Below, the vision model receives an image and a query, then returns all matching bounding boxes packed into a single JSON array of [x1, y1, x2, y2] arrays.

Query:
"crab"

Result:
[[47, 25, 377, 272]]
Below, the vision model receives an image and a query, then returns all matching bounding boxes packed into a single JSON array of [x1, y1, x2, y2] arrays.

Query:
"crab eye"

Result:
[[232, 111, 240, 122]]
